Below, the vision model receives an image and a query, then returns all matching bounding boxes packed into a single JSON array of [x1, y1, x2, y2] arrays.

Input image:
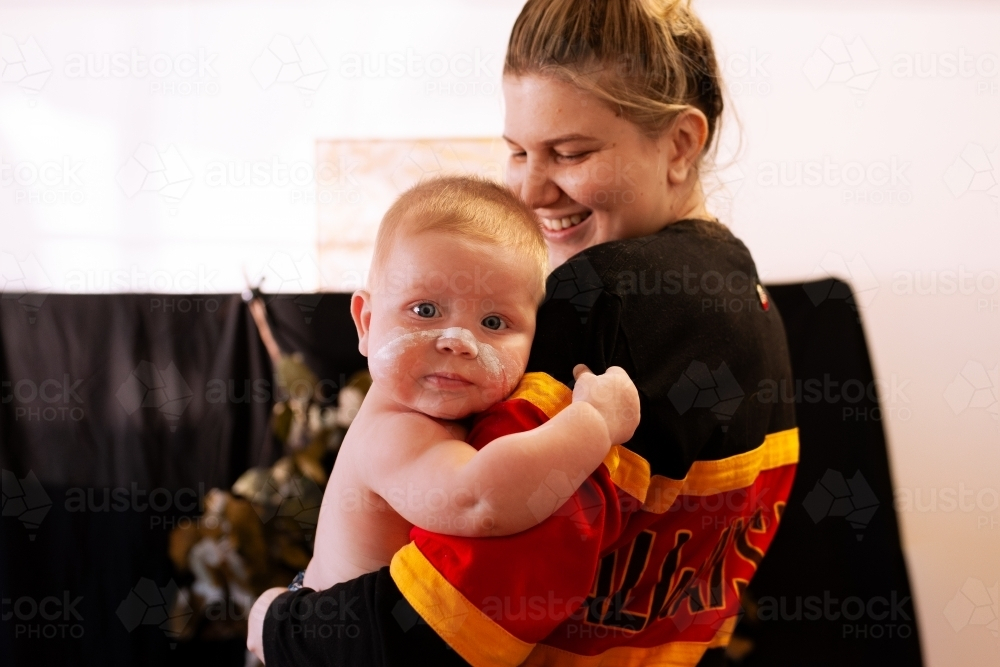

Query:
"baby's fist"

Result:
[[572, 365, 640, 445]]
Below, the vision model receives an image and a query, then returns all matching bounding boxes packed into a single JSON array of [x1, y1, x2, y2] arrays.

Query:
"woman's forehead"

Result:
[[503, 74, 618, 138]]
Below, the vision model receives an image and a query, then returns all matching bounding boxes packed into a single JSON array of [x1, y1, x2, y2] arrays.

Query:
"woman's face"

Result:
[[503, 74, 709, 268]]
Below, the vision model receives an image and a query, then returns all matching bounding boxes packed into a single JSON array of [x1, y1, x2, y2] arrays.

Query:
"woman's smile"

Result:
[[538, 209, 593, 234]]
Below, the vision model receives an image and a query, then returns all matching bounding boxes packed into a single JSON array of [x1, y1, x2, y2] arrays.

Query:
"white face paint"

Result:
[[369, 325, 521, 416], [439, 327, 479, 356], [476, 340, 505, 385], [371, 328, 441, 368]]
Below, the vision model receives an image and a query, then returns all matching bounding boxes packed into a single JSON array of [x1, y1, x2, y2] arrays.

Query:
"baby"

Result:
[[303, 175, 640, 590], [301, 176, 640, 591]]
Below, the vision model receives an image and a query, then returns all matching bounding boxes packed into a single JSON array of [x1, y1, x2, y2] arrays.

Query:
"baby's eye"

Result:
[[481, 315, 506, 331], [412, 303, 439, 318]]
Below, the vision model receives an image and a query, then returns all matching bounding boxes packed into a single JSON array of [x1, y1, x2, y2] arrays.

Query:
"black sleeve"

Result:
[[529, 221, 796, 480], [262, 567, 469, 667], [527, 254, 622, 387]]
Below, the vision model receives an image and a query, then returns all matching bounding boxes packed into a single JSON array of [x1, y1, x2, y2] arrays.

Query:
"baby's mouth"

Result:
[[540, 210, 592, 232], [423, 372, 474, 390]]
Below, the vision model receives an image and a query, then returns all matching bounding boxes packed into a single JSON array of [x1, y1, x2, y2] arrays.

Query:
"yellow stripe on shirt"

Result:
[[642, 427, 799, 513], [508, 372, 573, 419], [391, 542, 535, 667]]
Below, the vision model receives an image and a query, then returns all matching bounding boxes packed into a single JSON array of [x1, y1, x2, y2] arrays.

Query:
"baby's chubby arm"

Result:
[[363, 365, 639, 537]]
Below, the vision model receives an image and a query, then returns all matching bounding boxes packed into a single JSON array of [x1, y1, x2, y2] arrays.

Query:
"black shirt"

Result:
[[528, 218, 795, 478]]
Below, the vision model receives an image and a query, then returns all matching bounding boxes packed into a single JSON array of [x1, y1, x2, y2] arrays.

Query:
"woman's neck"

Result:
[[663, 179, 714, 226]]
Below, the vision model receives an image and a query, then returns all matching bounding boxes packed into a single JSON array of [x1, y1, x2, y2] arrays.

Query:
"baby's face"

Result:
[[359, 230, 541, 420]]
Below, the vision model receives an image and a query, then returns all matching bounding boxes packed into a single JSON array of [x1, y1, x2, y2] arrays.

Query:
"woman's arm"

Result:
[[247, 587, 287, 664], [258, 570, 486, 667]]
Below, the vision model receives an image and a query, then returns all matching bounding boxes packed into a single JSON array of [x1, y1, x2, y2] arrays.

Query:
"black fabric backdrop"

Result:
[[0, 283, 922, 666]]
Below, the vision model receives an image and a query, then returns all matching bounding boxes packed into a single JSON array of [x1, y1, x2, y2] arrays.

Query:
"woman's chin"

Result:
[[548, 239, 590, 268]]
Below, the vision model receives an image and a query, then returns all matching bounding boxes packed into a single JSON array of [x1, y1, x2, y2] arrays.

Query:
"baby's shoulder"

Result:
[[354, 406, 462, 453]]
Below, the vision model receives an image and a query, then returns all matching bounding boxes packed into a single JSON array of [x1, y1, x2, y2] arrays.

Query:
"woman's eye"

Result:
[[412, 303, 438, 318], [555, 151, 588, 161], [481, 315, 506, 331]]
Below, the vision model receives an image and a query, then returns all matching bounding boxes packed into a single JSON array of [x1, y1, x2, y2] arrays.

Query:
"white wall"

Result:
[[1, 1, 998, 664]]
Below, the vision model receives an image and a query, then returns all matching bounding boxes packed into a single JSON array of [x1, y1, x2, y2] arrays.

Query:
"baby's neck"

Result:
[[362, 382, 471, 437], [361, 382, 413, 415]]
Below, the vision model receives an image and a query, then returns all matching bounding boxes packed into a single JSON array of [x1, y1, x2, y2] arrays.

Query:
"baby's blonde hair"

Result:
[[369, 176, 549, 298]]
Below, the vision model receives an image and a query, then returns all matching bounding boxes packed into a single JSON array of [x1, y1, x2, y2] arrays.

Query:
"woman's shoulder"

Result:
[[549, 217, 783, 366], [537, 220, 794, 479], [578, 218, 755, 281], [544, 218, 772, 346]]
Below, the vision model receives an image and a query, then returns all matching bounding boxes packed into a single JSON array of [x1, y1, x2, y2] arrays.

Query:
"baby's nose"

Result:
[[435, 327, 479, 359]]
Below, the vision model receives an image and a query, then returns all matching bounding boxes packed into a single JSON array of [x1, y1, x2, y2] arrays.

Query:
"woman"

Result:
[[251, 1, 797, 665]]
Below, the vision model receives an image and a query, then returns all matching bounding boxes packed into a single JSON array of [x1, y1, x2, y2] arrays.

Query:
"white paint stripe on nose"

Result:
[[438, 327, 479, 355]]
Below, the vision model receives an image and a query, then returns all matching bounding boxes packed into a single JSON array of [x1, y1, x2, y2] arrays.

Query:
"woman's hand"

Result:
[[247, 587, 287, 664], [571, 364, 640, 445]]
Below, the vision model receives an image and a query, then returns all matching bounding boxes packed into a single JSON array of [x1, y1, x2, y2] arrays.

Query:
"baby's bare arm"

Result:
[[363, 367, 639, 537]]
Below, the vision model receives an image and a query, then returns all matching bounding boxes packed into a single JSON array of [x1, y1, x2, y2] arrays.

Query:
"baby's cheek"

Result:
[[497, 350, 525, 396], [477, 343, 525, 404], [368, 328, 434, 390], [371, 353, 422, 400], [367, 353, 400, 385]]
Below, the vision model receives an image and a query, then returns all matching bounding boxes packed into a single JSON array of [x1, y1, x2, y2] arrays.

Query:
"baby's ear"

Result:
[[351, 290, 373, 357]]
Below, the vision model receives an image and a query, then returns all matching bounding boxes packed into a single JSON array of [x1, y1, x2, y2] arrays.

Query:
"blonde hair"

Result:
[[504, 0, 724, 154], [369, 176, 549, 297]]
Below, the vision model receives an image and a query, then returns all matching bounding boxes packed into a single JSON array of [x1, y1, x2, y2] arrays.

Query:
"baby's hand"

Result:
[[571, 364, 640, 445]]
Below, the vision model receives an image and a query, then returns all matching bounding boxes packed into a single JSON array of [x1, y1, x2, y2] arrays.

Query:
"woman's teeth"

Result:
[[541, 212, 589, 231]]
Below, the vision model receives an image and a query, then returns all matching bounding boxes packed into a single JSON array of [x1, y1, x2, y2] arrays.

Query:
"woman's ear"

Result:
[[662, 107, 709, 186], [351, 290, 373, 357]]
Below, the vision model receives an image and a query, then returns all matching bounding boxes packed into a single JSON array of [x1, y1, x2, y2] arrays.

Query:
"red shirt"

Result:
[[391, 372, 799, 666]]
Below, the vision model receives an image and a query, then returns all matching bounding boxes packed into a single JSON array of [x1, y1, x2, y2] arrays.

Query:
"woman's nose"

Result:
[[518, 157, 561, 210], [435, 327, 479, 358]]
